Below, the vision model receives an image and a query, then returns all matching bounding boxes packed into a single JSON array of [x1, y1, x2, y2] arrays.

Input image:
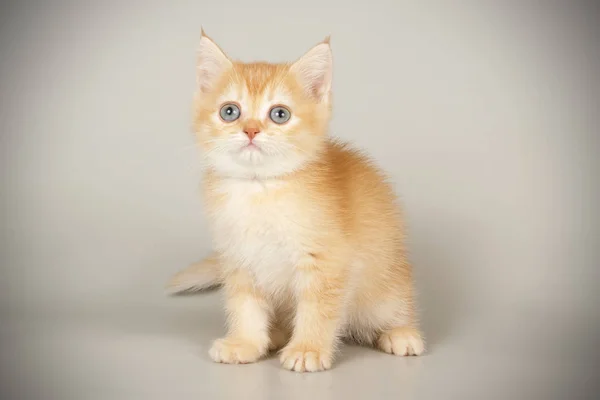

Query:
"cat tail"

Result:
[[165, 253, 223, 295]]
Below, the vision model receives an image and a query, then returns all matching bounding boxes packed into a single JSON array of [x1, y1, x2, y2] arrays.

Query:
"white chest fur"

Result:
[[207, 178, 309, 293]]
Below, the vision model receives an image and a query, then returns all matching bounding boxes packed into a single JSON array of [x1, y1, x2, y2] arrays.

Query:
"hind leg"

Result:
[[347, 309, 425, 356], [373, 292, 425, 356], [372, 290, 425, 356], [345, 296, 425, 356], [349, 260, 425, 356]]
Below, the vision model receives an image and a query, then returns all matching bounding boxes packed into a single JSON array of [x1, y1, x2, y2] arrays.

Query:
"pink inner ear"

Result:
[[310, 75, 326, 98], [198, 59, 223, 93], [198, 69, 215, 93], [300, 69, 330, 101]]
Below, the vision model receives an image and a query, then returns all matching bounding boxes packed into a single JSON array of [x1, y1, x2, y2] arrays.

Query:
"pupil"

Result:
[[227, 108, 233, 114]]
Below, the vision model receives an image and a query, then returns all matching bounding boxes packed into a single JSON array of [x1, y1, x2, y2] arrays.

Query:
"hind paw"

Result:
[[377, 326, 425, 356]]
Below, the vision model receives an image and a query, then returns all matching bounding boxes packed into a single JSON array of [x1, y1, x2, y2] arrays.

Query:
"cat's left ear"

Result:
[[197, 30, 232, 93], [290, 37, 332, 102]]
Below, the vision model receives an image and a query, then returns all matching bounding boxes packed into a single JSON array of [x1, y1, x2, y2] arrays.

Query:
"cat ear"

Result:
[[290, 38, 332, 102], [197, 30, 232, 93]]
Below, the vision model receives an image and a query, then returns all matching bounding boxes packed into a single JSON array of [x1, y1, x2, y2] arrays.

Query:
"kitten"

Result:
[[167, 31, 425, 372]]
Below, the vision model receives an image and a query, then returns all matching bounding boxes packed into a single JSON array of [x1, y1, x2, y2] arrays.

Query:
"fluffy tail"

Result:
[[165, 253, 223, 295]]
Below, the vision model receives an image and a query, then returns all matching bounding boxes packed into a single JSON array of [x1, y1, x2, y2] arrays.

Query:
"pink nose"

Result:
[[244, 126, 260, 140]]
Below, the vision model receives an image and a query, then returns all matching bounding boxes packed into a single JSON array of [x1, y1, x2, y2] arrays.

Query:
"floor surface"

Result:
[[3, 293, 597, 400]]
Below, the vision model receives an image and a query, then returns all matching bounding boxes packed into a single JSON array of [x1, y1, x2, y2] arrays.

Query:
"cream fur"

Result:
[[167, 32, 425, 372]]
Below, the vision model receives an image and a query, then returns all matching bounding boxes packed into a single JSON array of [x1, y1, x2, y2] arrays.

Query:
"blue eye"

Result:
[[269, 106, 291, 124], [219, 103, 240, 122]]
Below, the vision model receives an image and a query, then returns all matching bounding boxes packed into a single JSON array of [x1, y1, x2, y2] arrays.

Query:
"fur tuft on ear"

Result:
[[197, 31, 232, 94], [290, 39, 333, 102]]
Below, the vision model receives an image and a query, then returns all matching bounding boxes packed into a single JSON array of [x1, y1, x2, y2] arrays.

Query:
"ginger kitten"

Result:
[[167, 32, 425, 372]]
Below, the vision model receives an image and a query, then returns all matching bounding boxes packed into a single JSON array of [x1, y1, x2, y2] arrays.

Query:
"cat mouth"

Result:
[[241, 142, 262, 152]]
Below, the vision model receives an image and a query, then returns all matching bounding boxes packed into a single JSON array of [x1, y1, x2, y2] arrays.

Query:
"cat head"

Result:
[[193, 31, 333, 179]]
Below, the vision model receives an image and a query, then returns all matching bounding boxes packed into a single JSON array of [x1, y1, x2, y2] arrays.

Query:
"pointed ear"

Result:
[[290, 39, 332, 102], [197, 31, 232, 93]]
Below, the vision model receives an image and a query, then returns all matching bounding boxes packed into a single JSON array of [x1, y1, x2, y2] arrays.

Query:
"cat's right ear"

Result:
[[197, 31, 232, 93]]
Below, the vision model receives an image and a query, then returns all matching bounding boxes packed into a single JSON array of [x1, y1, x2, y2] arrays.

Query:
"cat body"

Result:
[[167, 32, 424, 372]]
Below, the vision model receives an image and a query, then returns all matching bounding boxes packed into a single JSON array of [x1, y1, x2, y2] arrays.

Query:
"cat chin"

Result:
[[205, 152, 308, 180], [236, 146, 267, 164]]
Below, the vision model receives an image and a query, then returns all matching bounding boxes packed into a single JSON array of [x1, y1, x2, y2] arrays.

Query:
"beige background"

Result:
[[1, 1, 599, 399]]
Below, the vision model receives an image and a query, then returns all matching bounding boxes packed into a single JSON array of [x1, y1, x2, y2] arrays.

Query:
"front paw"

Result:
[[279, 343, 332, 372], [209, 337, 263, 364]]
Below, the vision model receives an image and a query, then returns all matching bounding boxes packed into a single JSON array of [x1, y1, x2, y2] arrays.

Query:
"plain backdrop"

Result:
[[1, 1, 599, 399]]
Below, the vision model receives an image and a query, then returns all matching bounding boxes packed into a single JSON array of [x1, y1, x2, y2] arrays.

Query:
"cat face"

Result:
[[193, 33, 333, 179]]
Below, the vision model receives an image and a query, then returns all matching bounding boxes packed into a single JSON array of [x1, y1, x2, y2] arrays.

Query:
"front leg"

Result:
[[280, 255, 347, 372], [209, 268, 271, 364]]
